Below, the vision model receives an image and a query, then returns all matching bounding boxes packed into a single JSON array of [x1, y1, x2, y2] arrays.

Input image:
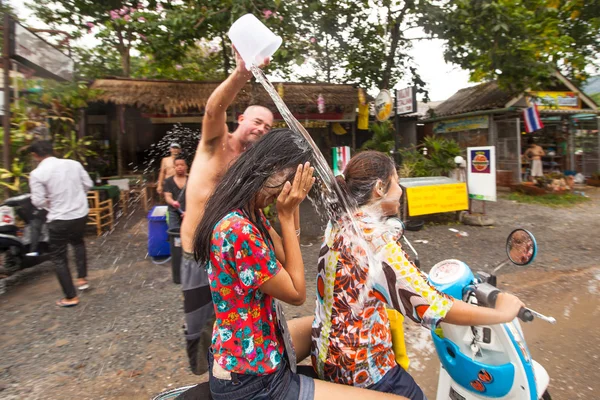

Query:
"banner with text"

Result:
[[406, 183, 469, 216], [433, 115, 489, 134]]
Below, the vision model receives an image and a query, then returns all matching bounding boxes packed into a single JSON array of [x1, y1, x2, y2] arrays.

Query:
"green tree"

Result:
[[423, 0, 600, 92], [361, 121, 395, 153], [28, 0, 170, 77], [300, 0, 431, 94]]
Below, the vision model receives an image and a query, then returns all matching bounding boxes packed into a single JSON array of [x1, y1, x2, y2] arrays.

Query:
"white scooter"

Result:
[[423, 229, 553, 400], [154, 228, 554, 400]]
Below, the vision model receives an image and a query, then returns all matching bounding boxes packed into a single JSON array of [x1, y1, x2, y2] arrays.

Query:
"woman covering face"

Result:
[[194, 130, 408, 400]]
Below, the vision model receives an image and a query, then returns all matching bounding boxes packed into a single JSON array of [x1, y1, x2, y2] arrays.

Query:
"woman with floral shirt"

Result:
[[311, 151, 525, 399], [194, 131, 408, 400]]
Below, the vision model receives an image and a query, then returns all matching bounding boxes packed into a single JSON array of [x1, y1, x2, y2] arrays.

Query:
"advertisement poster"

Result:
[[471, 149, 491, 174], [374, 90, 393, 121], [467, 146, 496, 201], [529, 91, 580, 110]]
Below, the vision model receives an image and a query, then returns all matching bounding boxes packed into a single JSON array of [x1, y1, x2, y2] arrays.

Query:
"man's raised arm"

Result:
[[201, 48, 269, 147]]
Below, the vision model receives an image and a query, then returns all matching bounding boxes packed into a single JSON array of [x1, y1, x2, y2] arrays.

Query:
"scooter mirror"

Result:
[[506, 229, 537, 266], [385, 217, 405, 238]]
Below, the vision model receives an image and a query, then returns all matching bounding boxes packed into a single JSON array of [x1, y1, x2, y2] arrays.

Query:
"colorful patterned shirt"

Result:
[[311, 212, 454, 388], [208, 210, 284, 375]]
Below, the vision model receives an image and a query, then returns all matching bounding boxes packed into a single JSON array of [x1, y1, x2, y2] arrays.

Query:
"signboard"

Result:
[[529, 91, 580, 110], [406, 183, 469, 217], [375, 89, 393, 121], [433, 115, 489, 134], [395, 86, 417, 115], [467, 146, 496, 201], [11, 21, 74, 81], [332, 146, 351, 176]]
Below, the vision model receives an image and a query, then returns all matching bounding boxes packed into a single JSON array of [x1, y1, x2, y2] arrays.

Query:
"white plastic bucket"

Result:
[[228, 13, 282, 69]]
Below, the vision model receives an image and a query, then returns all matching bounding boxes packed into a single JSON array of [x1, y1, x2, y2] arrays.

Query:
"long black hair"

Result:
[[193, 128, 314, 264]]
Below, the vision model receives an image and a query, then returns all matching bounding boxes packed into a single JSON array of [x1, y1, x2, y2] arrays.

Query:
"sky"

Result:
[[10, 1, 474, 101]]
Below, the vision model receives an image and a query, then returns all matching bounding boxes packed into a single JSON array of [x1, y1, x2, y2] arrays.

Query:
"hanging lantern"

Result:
[[277, 83, 284, 98], [358, 88, 366, 106], [317, 94, 325, 114]]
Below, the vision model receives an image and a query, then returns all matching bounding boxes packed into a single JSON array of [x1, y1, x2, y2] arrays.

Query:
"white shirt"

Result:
[[29, 157, 93, 222]]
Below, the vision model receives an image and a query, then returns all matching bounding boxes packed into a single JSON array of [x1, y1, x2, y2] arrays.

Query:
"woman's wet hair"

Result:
[[335, 150, 396, 208], [193, 128, 313, 264]]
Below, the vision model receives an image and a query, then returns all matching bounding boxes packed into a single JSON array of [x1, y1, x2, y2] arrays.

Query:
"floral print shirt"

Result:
[[311, 212, 454, 388], [208, 210, 284, 375]]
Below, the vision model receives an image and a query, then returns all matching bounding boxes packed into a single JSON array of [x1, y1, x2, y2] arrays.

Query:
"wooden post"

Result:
[[117, 104, 124, 177], [3, 13, 11, 171], [351, 120, 356, 151]]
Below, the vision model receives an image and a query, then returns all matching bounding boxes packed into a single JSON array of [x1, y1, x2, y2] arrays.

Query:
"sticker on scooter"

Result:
[[478, 369, 493, 383], [470, 380, 486, 392]]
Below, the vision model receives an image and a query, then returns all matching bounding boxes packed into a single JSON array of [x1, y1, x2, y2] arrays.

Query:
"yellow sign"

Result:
[[529, 91, 580, 110], [406, 183, 469, 216]]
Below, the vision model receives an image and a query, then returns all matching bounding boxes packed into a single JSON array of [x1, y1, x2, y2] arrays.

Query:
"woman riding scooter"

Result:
[[193, 130, 409, 400], [311, 151, 525, 399]]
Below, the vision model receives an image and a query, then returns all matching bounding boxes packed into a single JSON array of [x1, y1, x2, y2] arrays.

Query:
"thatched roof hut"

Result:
[[91, 77, 359, 115]]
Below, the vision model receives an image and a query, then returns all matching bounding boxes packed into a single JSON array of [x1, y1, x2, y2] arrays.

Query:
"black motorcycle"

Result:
[[0, 194, 51, 275]]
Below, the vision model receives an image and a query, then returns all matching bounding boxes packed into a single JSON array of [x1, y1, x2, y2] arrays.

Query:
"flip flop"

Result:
[[77, 279, 90, 291], [56, 298, 79, 307]]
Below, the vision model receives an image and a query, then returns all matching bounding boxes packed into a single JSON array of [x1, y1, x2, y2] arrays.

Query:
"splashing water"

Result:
[[142, 123, 201, 177], [251, 66, 414, 314], [251, 66, 357, 225]]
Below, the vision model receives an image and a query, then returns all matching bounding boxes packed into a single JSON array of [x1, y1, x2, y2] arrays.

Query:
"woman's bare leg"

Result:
[[314, 380, 408, 400], [288, 316, 313, 362]]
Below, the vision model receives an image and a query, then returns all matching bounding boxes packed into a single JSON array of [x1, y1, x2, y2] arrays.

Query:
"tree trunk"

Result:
[[325, 35, 331, 83], [121, 49, 130, 77], [222, 34, 230, 75], [381, 2, 413, 89]]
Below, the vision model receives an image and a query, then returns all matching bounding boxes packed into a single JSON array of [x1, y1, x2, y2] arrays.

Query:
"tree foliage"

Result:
[[423, 0, 600, 92], [299, 0, 430, 94], [361, 120, 395, 153]]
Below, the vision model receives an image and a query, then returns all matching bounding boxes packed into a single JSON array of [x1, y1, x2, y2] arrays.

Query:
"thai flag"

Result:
[[523, 104, 544, 133]]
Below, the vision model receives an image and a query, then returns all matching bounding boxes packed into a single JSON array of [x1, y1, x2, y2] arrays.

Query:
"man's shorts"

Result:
[[181, 251, 215, 375]]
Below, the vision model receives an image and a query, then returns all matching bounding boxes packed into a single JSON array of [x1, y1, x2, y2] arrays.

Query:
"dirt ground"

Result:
[[0, 187, 599, 399]]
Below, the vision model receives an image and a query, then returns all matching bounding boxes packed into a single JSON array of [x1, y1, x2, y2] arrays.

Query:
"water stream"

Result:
[[250, 66, 358, 226]]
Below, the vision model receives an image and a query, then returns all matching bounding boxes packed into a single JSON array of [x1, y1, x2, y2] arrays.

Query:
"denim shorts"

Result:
[[208, 350, 315, 400], [368, 364, 427, 400]]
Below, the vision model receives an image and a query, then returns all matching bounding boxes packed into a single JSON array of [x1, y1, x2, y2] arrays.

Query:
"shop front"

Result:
[[423, 73, 599, 186]]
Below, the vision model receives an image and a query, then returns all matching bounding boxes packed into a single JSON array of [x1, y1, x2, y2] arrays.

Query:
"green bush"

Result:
[[399, 136, 461, 177]]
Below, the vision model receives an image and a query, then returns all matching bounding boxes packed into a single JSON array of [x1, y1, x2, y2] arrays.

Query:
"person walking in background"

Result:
[[525, 137, 545, 179], [157, 142, 181, 195], [163, 155, 188, 229], [28, 141, 93, 308]]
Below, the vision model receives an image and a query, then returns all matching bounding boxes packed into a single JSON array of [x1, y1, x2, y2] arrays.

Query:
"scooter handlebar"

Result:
[[518, 308, 534, 322]]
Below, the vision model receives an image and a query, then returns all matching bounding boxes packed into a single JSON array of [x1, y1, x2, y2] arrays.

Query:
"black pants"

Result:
[[29, 209, 48, 253], [48, 216, 88, 299]]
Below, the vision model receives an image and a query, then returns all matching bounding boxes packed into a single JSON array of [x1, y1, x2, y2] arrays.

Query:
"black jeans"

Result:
[[48, 216, 88, 299], [29, 209, 48, 253]]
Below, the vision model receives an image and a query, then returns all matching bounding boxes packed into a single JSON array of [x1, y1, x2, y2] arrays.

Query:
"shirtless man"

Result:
[[524, 137, 545, 179], [156, 143, 181, 195], [180, 49, 284, 375]]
